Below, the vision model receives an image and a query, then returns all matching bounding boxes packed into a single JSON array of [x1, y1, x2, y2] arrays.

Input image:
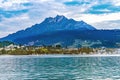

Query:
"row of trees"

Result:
[[0, 46, 94, 55]]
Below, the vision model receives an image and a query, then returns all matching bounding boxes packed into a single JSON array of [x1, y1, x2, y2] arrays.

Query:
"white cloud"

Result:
[[76, 12, 120, 23], [92, 20, 120, 29], [0, 13, 37, 36], [0, 0, 29, 11], [0, 0, 120, 38], [0, 31, 12, 38], [111, 0, 120, 6]]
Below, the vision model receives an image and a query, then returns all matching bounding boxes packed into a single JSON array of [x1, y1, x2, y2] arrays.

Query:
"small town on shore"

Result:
[[0, 41, 120, 55]]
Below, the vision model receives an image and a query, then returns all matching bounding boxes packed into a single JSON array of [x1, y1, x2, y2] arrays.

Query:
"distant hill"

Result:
[[0, 15, 96, 41], [14, 30, 120, 48]]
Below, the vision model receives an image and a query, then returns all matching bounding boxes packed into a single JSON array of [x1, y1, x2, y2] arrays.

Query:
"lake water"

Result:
[[0, 55, 120, 80]]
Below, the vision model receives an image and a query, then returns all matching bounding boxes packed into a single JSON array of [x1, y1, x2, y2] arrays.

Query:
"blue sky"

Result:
[[0, 0, 120, 37]]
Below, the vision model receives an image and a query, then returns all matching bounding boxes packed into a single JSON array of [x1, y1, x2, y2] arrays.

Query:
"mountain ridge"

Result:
[[0, 15, 96, 41]]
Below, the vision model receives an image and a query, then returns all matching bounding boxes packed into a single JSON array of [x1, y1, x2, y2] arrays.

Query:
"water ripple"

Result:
[[0, 55, 120, 80]]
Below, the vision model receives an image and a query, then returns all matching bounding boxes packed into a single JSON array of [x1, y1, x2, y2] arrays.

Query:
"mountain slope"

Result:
[[0, 15, 96, 41], [14, 30, 120, 48]]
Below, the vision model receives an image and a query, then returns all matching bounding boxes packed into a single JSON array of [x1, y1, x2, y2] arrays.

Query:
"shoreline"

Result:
[[0, 54, 120, 58]]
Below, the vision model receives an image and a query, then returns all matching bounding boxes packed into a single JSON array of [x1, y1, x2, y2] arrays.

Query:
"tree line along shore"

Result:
[[0, 44, 117, 55]]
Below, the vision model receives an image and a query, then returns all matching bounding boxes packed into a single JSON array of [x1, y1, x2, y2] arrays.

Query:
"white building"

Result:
[[4, 44, 20, 50]]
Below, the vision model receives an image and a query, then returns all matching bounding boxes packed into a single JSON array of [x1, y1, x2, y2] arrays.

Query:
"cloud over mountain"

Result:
[[0, 0, 120, 37]]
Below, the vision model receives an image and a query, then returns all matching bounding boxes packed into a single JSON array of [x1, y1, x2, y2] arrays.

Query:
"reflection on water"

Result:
[[0, 55, 120, 80]]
